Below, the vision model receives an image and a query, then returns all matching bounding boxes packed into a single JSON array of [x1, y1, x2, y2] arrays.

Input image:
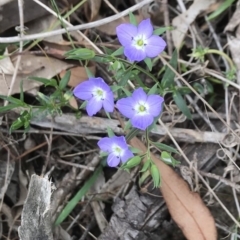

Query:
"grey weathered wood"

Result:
[[18, 174, 53, 240], [0, 0, 49, 33]]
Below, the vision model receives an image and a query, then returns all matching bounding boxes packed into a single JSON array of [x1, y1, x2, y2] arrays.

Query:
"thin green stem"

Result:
[[206, 49, 235, 70], [95, 54, 162, 91]]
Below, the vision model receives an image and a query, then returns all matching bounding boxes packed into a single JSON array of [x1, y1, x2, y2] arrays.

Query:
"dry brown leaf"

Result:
[[0, 54, 74, 95], [60, 63, 96, 87], [26, 15, 63, 43], [85, 0, 102, 21], [130, 137, 217, 240], [97, 15, 143, 36], [171, 0, 217, 48]]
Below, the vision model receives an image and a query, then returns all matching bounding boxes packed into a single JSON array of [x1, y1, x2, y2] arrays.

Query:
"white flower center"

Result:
[[132, 34, 147, 50], [112, 144, 124, 158], [134, 101, 149, 116], [92, 87, 106, 101]]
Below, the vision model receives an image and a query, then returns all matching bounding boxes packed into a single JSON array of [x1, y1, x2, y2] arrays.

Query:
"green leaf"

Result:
[[79, 101, 87, 109], [119, 70, 132, 86], [151, 164, 161, 188], [139, 169, 150, 185], [122, 156, 142, 169], [161, 151, 180, 167], [126, 128, 140, 141], [129, 147, 142, 154], [65, 48, 95, 60], [55, 166, 102, 226], [0, 95, 25, 106], [124, 120, 132, 131], [20, 80, 24, 102], [161, 151, 172, 163], [30, 77, 57, 87], [153, 26, 174, 35], [151, 142, 179, 154], [92, 56, 112, 63], [111, 85, 122, 92], [140, 160, 151, 172], [0, 104, 19, 113], [85, 66, 95, 78], [129, 12, 137, 25], [148, 82, 158, 95], [102, 46, 114, 55], [37, 92, 50, 104], [207, 0, 235, 21], [144, 58, 153, 71], [161, 49, 178, 88], [177, 86, 192, 95], [121, 87, 131, 97], [107, 127, 115, 137], [111, 47, 124, 57], [193, 82, 205, 95], [173, 90, 192, 119], [59, 70, 71, 90]]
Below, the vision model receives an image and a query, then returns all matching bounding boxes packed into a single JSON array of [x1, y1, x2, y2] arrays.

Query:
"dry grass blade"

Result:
[[130, 137, 217, 240]]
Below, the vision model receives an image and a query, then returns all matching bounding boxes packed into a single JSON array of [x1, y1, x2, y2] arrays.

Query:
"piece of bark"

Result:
[[18, 174, 53, 240], [98, 187, 168, 240]]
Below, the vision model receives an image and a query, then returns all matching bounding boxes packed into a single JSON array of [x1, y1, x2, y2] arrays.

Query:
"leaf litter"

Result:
[[0, 0, 239, 239]]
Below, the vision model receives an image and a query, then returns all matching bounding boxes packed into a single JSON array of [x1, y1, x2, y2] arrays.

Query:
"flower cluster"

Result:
[[73, 18, 166, 167]]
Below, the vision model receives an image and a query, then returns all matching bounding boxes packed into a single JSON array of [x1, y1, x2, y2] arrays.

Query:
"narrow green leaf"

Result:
[[65, 48, 95, 60], [139, 169, 150, 185], [119, 70, 132, 86], [129, 147, 142, 154], [107, 127, 115, 137], [129, 12, 137, 25], [144, 58, 153, 71], [153, 26, 174, 35], [29, 77, 49, 85], [37, 92, 50, 104], [151, 142, 179, 154], [111, 85, 122, 92], [79, 101, 87, 109], [20, 80, 24, 102], [151, 164, 161, 188], [126, 128, 140, 141], [0, 95, 25, 106], [122, 156, 142, 169], [111, 47, 124, 57], [85, 66, 95, 78], [148, 82, 158, 95], [59, 70, 71, 90], [30, 77, 57, 87], [55, 166, 102, 226], [207, 0, 235, 20], [193, 83, 205, 95], [92, 56, 112, 63], [161, 151, 172, 163], [173, 90, 192, 119], [121, 87, 131, 97], [0, 104, 19, 113], [140, 160, 151, 172], [124, 120, 132, 131], [161, 49, 178, 88]]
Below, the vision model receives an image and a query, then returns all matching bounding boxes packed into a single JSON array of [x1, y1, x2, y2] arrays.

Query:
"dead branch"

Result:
[[18, 174, 53, 240]]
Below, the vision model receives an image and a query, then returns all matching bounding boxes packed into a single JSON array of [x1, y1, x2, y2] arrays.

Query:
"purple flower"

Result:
[[116, 88, 164, 130], [116, 18, 166, 62], [73, 77, 114, 116], [98, 136, 134, 167]]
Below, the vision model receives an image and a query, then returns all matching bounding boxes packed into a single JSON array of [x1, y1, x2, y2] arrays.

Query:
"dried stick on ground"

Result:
[[18, 174, 53, 240]]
